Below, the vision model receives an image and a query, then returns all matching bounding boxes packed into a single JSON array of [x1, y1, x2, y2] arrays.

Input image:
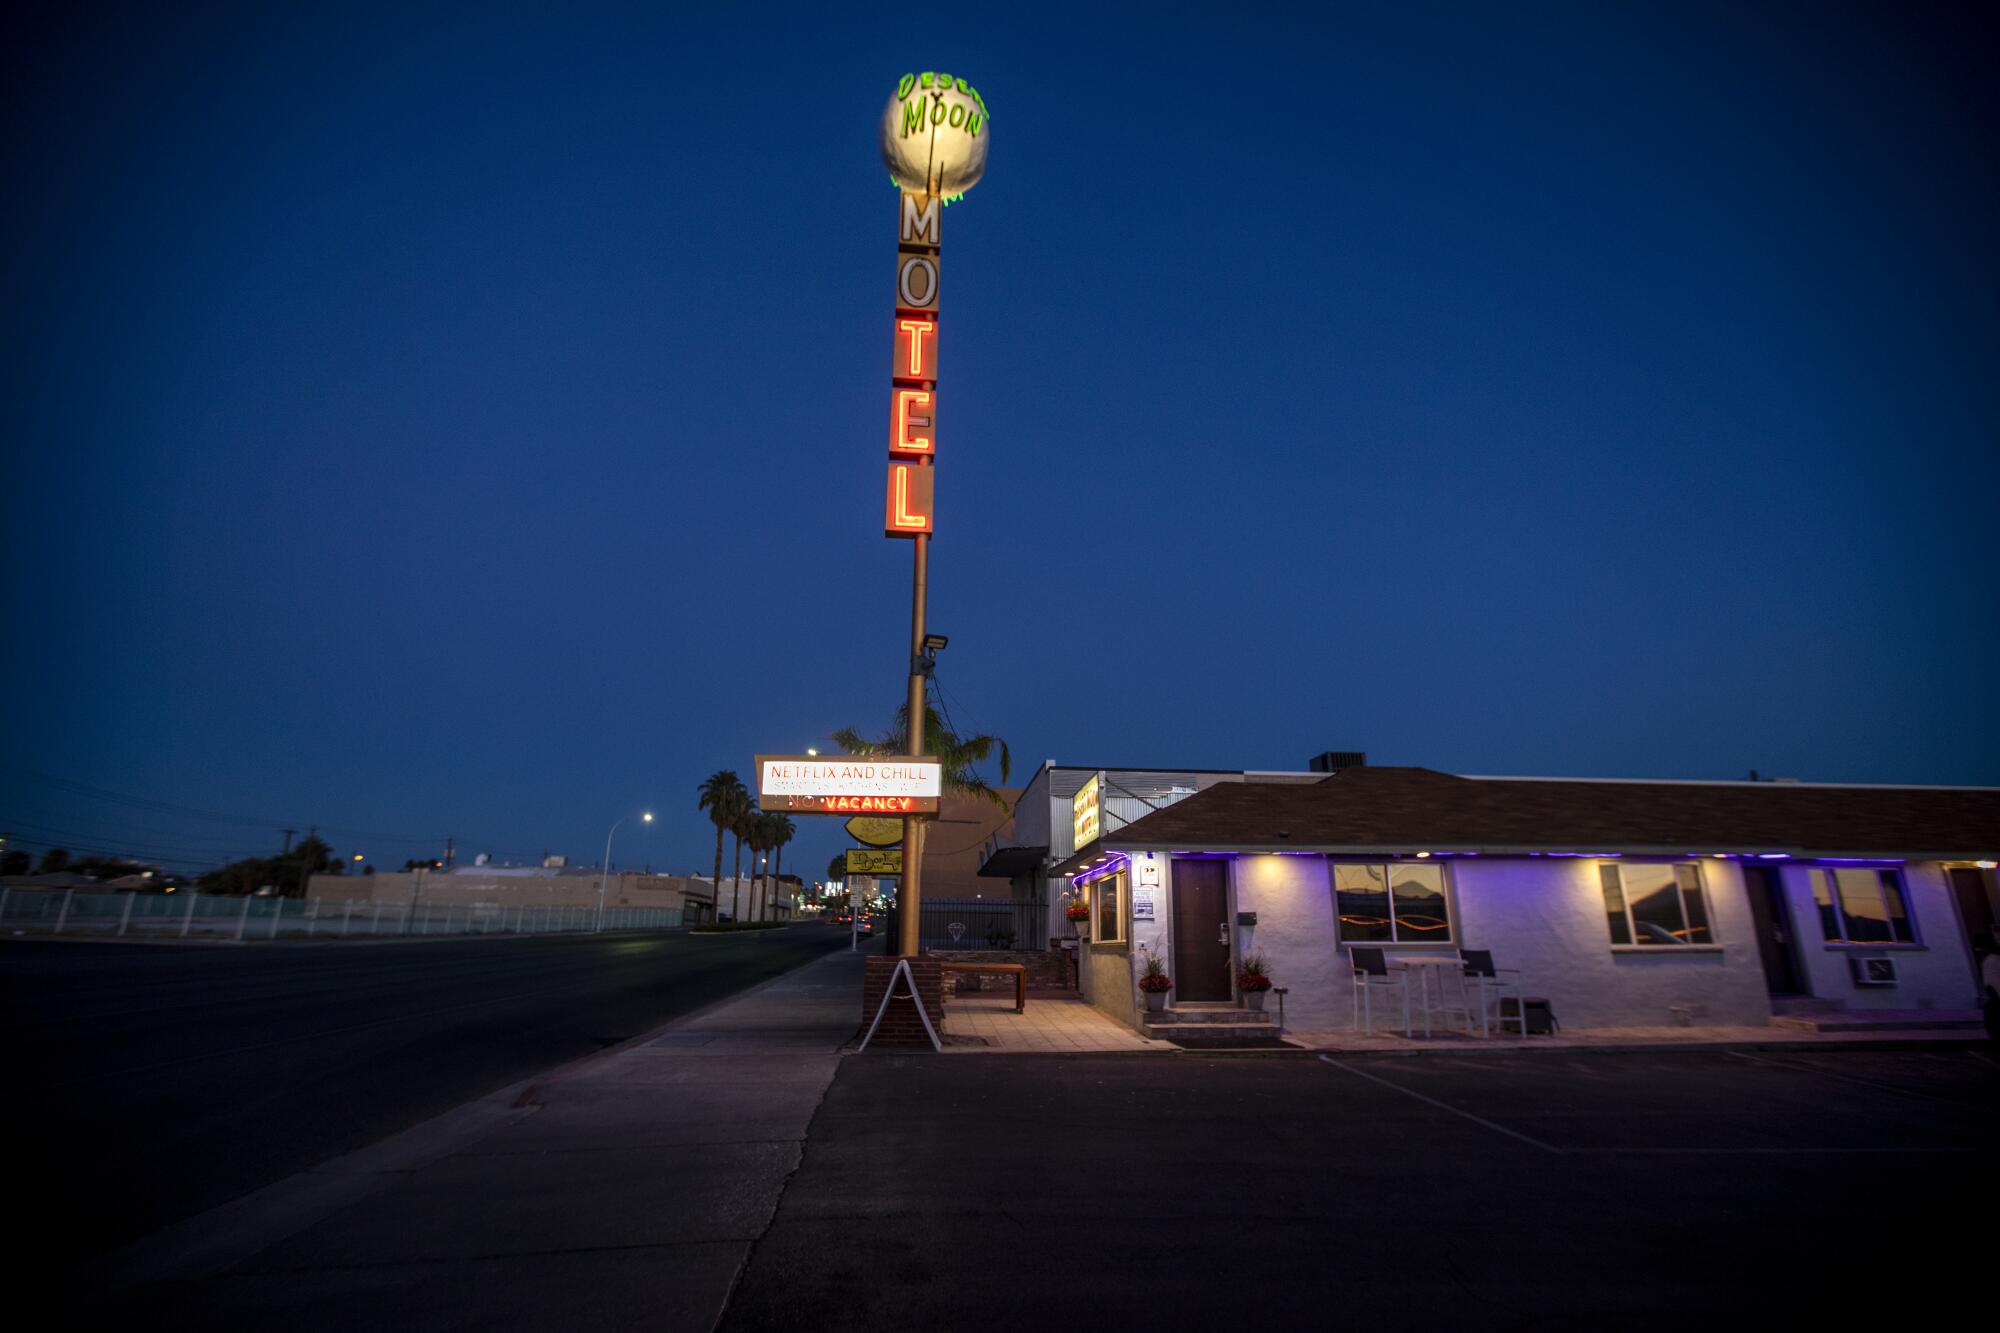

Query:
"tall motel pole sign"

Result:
[[757, 71, 990, 960]]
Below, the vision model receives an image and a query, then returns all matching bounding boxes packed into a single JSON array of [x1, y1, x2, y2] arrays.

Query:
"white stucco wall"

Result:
[[1122, 852, 1776, 1030], [1092, 851, 1984, 1032], [1778, 861, 1978, 1011], [1448, 857, 1772, 1028], [1228, 854, 1347, 1029]]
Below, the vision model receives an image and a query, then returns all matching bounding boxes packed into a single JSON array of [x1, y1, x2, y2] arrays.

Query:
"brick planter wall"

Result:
[[862, 956, 944, 1047]]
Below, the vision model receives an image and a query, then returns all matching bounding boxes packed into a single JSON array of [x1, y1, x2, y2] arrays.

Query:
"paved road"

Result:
[[721, 1047, 1999, 1331], [1, 928, 846, 1270]]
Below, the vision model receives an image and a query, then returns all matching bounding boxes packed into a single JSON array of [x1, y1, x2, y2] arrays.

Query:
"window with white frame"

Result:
[[1332, 862, 1453, 944], [1093, 871, 1125, 945], [1807, 867, 1915, 945], [1599, 863, 1713, 946]]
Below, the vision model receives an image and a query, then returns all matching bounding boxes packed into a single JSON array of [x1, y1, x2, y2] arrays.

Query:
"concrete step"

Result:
[[1769, 1009, 1982, 1032], [1143, 1023, 1288, 1047], [1142, 1007, 1273, 1026]]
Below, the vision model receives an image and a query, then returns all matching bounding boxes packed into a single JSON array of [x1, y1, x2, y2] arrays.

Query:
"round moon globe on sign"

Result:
[[880, 74, 989, 196]]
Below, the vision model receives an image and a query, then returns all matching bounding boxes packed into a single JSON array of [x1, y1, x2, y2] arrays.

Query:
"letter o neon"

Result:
[[898, 256, 938, 308]]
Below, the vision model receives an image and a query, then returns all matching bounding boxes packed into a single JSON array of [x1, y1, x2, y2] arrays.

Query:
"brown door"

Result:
[[1171, 859, 1232, 1001], [1741, 865, 1800, 995]]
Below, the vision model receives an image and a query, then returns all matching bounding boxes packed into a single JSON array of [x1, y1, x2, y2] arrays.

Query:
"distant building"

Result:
[[305, 864, 717, 922]]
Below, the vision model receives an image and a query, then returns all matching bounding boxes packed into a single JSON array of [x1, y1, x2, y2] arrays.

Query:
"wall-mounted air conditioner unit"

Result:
[[1848, 956, 1898, 987]]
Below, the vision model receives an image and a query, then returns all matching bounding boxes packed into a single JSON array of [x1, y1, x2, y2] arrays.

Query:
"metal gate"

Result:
[[917, 897, 1043, 951]]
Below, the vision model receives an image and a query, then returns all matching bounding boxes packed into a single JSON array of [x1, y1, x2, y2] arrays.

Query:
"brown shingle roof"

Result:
[[1075, 766, 2000, 861]]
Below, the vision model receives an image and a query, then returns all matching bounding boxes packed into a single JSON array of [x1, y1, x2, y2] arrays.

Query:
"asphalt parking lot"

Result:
[[721, 1047, 1998, 1332]]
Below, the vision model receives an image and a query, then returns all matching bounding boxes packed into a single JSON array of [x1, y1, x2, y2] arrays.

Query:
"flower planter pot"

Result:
[[1144, 990, 1167, 1013], [1244, 991, 1267, 1012]]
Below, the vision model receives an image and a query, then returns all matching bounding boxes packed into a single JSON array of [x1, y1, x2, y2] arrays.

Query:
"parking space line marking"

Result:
[[1725, 1049, 1975, 1106], [1318, 1055, 1564, 1154]]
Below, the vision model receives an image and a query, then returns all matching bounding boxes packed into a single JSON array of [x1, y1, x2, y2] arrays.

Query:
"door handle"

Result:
[[1217, 923, 1229, 946]]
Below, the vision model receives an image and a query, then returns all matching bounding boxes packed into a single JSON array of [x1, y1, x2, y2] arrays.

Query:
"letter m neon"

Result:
[[903, 99, 926, 138], [900, 193, 940, 248]]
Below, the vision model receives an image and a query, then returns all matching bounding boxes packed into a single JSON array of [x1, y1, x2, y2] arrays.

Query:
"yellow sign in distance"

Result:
[[845, 848, 904, 876], [844, 815, 904, 847]]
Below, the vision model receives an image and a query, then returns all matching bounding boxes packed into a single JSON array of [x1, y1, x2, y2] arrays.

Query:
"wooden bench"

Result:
[[937, 961, 1027, 1013]]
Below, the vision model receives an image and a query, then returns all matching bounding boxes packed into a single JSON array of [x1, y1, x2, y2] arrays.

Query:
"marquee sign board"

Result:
[[844, 815, 905, 847], [756, 755, 943, 816], [845, 848, 905, 876], [1073, 773, 1102, 848]]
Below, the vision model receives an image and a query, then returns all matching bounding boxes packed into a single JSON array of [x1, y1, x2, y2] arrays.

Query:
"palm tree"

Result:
[[768, 813, 795, 918], [731, 805, 757, 921], [750, 811, 779, 921], [697, 770, 749, 920], [832, 702, 1012, 809]]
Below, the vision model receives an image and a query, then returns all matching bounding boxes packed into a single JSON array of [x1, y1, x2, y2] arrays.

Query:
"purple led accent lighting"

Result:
[[1071, 852, 1131, 889], [1756, 853, 1791, 860], [1812, 857, 1905, 865]]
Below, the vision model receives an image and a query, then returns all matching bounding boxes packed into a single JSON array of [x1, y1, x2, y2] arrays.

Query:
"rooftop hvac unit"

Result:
[[1848, 956, 1898, 987], [1309, 751, 1368, 773]]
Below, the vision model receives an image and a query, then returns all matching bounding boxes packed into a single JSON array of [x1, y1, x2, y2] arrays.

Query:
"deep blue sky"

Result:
[[4, 2, 1995, 879]]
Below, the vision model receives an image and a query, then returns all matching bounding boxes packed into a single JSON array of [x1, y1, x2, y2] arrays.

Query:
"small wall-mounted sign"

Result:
[[1236, 911, 1258, 927], [1073, 773, 1102, 848], [1132, 888, 1156, 920], [845, 848, 904, 876]]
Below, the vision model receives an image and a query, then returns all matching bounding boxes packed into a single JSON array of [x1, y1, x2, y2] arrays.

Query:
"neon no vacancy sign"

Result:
[[757, 755, 944, 815]]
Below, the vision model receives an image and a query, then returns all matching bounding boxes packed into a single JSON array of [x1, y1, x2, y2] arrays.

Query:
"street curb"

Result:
[[1286, 1035, 1989, 1058]]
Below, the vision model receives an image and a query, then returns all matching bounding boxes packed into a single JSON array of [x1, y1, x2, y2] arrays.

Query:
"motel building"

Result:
[[1001, 758, 1999, 1038]]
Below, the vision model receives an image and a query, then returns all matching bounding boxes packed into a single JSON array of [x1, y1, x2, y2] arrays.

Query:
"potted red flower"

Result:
[[1138, 954, 1172, 1012], [1065, 899, 1090, 935], [1237, 954, 1273, 1011]]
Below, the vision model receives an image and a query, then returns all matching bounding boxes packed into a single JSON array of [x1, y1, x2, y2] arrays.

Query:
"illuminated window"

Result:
[[1093, 872, 1125, 945], [1807, 868, 1915, 945], [1332, 862, 1453, 944], [1600, 863, 1713, 946]]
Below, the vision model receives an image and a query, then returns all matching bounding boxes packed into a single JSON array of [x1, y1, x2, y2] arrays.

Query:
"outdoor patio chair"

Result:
[[1348, 946, 1411, 1036], [1458, 948, 1526, 1038]]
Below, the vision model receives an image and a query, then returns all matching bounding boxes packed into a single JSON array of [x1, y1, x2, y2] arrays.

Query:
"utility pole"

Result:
[[444, 835, 454, 867], [281, 828, 296, 856], [296, 824, 316, 897], [898, 533, 928, 958]]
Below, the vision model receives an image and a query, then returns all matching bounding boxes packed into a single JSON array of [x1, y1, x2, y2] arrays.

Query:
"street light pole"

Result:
[[597, 811, 653, 933]]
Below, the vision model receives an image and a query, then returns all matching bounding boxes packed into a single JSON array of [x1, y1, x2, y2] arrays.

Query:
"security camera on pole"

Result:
[[879, 71, 989, 960]]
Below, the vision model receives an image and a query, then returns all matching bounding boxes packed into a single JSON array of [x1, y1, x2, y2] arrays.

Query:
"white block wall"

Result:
[[1777, 861, 1978, 1011], [1101, 851, 1982, 1031], [1448, 857, 1771, 1028]]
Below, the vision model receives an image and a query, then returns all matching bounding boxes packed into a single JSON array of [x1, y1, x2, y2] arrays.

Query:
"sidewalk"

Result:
[[1275, 1017, 1988, 1054], [86, 948, 870, 1333]]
